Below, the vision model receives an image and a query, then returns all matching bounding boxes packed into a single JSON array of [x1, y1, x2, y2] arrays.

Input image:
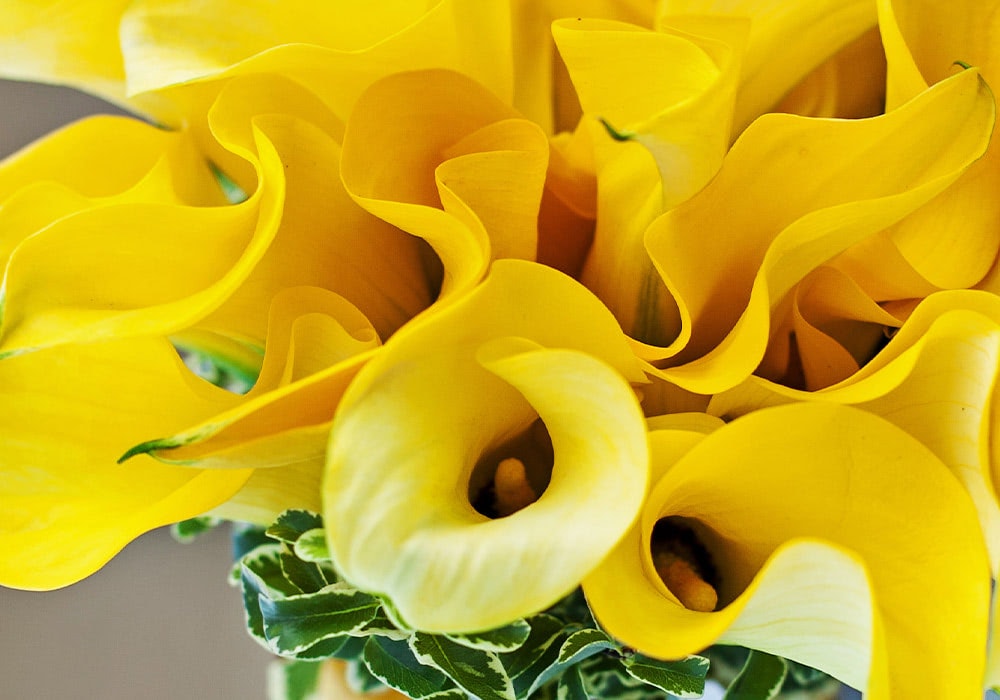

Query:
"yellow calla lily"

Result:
[[0, 111, 284, 355], [878, 0, 1000, 291], [118, 287, 379, 524], [774, 28, 886, 120], [659, 0, 877, 132], [341, 69, 549, 298], [710, 290, 1000, 571], [554, 16, 744, 345], [642, 67, 993, 392], [585, 403, 990, 698], [119, 0, 514, 125], [0, 0, 132, 106], [325, 260, 648, 631], [0, 336, 249, 590]]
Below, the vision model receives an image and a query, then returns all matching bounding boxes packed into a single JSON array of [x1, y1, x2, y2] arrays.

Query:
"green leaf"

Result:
[[171, 516, 219, 543], [294, 528, 332, 562], [266, 659, 323, 700], [620, 653, 709, 698], [723, 650, 787, 700], [356, 608, 411, 640], [331, 636, 368, 662], [421, 690, 467, 700], [294, 635, 351, 661], [241, 544, 303, 647], [502, 614, 565, 680], [557, 664, 589, 700], [279, 548, 335, 594], [786, 660, 829, 688], [410, 632, 515, 700], [233, 522, 274, 560], [347, 657, 387, 693], [363, 636, 449, 698], [260, 586, 381, 655], [267, 510, 325, 545], [556, 629, 617, 666], [445, 619, 532, 652]]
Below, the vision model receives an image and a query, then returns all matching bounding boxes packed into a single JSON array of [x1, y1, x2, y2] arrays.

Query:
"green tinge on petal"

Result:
[[585, 403, 990, 699], [126, 287, 379, 471], [554, 16, 744, 345], [0, 337, 249, 590], [325, 260, 647, 632], [644, 67, 994, 392]]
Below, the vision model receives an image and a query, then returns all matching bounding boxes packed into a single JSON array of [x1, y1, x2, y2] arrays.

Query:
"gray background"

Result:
[[0, 80, 271, 700]]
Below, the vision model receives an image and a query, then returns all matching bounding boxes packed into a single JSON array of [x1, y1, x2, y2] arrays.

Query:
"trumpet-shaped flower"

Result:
[[644, 67, 993, 392], [325, 260, 648, 631], [585, 403, 991, 699]]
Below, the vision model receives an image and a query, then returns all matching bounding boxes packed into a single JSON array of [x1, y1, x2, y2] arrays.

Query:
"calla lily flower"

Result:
[[340, 68, 549, 298], [876, 0, 1000, 292], [325, 260, 648, 632], [710, 290, 1000, 568], [0, 336, 249, 589], [643, 67, 993, 392], [585, 403, 991, 699]]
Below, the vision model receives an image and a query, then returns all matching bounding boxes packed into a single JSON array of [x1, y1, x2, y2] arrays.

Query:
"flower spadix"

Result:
[[584, 403, 990, 699], [325, 260, 648, 632]]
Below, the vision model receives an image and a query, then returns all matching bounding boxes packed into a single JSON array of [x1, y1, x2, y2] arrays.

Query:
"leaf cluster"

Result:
[[238, 510, 715, 700]]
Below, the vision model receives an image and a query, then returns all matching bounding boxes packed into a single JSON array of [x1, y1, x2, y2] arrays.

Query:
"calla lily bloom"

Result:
[[710, 290, 1000, 568], [585, 403, 991, 699], [325, 260, 648, 632], [878, 0, 1000, 292], [643, 67, 993, 393], [0, 336, 249, 590], [341, 68, 549, 298]]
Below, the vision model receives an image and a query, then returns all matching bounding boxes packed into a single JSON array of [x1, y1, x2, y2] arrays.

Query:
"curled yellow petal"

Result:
[[325, 260, 647, 631], [585, 403, 990, 698], [711, 290, 1000, 570], [644, 67, 994, 392], [0, 337, 249, 590]]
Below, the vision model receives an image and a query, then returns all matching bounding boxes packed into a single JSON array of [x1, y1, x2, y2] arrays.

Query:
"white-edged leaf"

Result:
[[621, 654, 708, 698], [294, 528, 332, 562], [556, 664, 589, 700], [363, 636, 449, 698], [410, 632, 515, 700], [723, 650, 787, 700], [171, 516, 219, 543], [502, 614, 565, 680], [556, 629, 617, 665], [260, 587, 381, 655], [446, 619, 532, 652], [266, 659, 323, 700], [267, 510, 324, 544], [279, 548, 334, 594]]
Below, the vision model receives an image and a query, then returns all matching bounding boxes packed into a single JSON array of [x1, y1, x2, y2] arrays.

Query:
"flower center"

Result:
[[650, 517, 719, 612], [469, 419, 553, 518]]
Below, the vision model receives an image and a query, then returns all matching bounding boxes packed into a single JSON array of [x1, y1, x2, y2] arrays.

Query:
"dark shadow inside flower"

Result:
[[469, 417, 554, 519], [650, 516, 720, 613]]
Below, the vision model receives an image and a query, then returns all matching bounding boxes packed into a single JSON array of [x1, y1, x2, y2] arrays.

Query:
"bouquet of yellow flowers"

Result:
[[1, 1, 998, 698]]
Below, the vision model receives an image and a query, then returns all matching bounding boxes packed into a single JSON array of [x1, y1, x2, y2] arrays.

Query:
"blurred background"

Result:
[[0, 80, 272, 699]]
